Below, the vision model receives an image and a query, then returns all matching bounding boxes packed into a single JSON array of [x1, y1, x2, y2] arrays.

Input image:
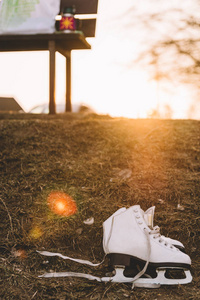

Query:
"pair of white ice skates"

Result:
[[38, 205, 192, 288]]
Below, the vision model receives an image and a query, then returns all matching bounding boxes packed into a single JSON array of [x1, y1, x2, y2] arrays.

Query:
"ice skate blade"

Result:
[[101, 268, 160, 288], [101, 268, 134, 283], [133, 269, 192, 287], [101, 267, 192, 288]]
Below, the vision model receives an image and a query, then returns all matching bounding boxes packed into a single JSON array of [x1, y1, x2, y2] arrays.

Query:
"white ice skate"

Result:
[[102, 205, 192, 288], [37, 205, 192, 288]]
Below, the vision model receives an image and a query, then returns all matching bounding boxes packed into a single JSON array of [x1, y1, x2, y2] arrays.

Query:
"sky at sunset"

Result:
[[0, 0, 199, 119]]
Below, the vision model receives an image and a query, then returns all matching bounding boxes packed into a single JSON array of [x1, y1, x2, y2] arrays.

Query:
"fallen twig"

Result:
[[0, 197, 14, 234]]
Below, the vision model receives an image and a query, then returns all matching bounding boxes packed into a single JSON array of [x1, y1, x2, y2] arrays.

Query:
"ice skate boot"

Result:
[[144, 206, 185, 252], [102, 205, 192, 288]]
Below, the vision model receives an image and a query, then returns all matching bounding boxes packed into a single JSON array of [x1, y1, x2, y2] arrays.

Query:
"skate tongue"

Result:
[[143, 206, 155, 229]]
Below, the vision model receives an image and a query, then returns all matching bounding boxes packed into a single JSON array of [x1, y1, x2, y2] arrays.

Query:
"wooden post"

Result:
[[49, 40, 56, 114], [66, 51, 72, 112]]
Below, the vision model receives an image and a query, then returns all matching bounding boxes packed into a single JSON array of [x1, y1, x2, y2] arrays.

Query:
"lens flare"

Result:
[[13, 249, 27, 259], [47, 191, 77, 216], [29, 226, 43, 239]]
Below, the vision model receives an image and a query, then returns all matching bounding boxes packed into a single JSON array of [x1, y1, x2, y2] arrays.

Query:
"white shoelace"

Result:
[[37, 250, 105, 267], [150, 226, 161, 237], [37, 250, 106, 281], [37, 228, 155, 285], [150, 226, 174, 248], [131, 227, 151, 288]]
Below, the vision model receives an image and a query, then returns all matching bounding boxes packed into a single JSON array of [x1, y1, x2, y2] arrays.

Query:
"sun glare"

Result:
[[72, 46, 197, 120], [72, 51, 162, 119]]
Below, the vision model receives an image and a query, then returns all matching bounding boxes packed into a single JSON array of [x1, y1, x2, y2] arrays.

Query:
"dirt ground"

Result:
[[0, 112, 199, 299]]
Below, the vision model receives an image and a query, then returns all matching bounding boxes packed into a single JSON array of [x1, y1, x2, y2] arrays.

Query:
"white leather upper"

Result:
[[103, 205, 191, 265]]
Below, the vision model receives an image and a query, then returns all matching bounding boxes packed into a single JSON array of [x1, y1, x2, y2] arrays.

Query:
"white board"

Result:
[[0, 0, 60, 34]]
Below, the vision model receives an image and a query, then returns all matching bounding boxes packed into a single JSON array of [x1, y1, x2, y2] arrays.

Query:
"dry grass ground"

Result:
[[0, 112, 199, 299]]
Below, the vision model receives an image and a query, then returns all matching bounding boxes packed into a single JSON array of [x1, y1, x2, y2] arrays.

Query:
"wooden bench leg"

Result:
[[66, 52, 72, 112], [49, 40, 56, 114]]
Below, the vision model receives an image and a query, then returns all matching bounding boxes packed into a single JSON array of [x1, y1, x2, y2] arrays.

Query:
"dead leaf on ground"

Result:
[[110, 168, 132, 182], [83, 217, 94, 225]]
